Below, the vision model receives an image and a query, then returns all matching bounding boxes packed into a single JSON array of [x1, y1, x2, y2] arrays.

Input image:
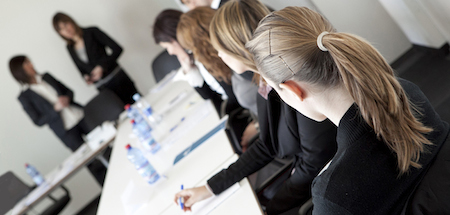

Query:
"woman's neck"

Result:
[[28, 76, 37, 84], [318, 86, 354, 126]]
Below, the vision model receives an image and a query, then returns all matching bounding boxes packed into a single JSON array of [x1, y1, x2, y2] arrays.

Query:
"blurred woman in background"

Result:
[[153, 9, 225, 113], [9, 55, 86, 152], [52, 12, 138, 105]]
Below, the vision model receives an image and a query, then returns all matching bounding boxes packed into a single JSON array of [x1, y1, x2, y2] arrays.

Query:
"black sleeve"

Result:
[[266, 114, 337, 214], [18, 95, 59, 127], [91, 27, 123, 70], [207, 138, 275, 194], [67, 45, 94, 76]]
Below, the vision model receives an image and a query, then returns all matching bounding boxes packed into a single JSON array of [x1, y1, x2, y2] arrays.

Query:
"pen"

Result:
[[170, 117, 185, 132], [180, 184, 184, 210]]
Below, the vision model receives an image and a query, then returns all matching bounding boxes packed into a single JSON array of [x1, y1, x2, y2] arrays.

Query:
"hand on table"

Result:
[[174, 185, 213, 212]]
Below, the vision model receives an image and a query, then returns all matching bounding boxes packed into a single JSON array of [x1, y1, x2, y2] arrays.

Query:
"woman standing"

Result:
[[247, 6, 450, 214], [10, 55, 86, 152], [52, 12, 138, 105]]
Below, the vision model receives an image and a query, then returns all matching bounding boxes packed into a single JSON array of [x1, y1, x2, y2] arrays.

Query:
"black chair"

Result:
[[152, 50, 181, 83], [225, 107, 255, 155], [298, 198, 313, 215], [82, 89, 125, 133], [254, 157, 295, 204], [0, 171, 70, 215]]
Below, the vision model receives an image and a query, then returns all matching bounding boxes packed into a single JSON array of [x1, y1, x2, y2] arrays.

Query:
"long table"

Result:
[[97, 79, 262, 215], [10, 123, 116, 215]]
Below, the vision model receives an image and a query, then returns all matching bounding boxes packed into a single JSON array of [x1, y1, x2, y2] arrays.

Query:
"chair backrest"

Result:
[[82, 89, 125, 133], [152, 50, 181, 83], [0, 171, 31, 215]]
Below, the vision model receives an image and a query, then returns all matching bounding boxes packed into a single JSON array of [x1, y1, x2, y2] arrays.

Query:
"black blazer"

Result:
[[67, 27, 122, 78], [207, 89, 338, 214], [18, 73, 81, 139]]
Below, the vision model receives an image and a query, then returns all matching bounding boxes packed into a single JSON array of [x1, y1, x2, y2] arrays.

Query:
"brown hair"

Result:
[[52, 12, 83, 45], [177, 6, 231, 83], [247, 7, 433, 174], [9, 55, 31, 85], [153, 9, 183, 44]]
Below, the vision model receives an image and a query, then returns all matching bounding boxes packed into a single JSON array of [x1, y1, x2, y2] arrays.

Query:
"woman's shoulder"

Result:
[[83, 26, 102, 33]]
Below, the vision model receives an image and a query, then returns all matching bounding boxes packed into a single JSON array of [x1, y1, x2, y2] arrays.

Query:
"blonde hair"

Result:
[[210, 0, 270, 74], [177, 6, 231, 83], [247, 7, 433, 174]]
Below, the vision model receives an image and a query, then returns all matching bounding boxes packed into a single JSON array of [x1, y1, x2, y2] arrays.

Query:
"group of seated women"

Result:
[[9, 0, 449, 214]]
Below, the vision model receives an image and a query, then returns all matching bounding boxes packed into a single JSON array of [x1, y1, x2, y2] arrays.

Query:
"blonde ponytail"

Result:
[[247, 6, 432, 174]]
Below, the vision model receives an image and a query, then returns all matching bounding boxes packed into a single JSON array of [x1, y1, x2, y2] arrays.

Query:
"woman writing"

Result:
[[174, 1, 338, 214], [246, 6, 449, 214], [52, 12, 138, 105]]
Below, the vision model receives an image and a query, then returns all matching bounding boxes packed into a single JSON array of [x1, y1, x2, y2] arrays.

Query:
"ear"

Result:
[[279, 80, 306, 101]]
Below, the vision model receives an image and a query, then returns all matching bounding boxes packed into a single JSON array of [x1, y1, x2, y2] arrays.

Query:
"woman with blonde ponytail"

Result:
[[247, 6, 450, 215]]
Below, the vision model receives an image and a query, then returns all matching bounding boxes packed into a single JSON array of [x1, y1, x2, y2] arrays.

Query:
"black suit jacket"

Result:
[[67, 27, 122, 78], [207, 89, 338, 214], [18, 73, 81, 139]]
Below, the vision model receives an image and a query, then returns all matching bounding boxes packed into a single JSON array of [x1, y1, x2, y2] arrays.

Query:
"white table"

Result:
[[97, 80, 262, 215], [11, 124, 116, 215]]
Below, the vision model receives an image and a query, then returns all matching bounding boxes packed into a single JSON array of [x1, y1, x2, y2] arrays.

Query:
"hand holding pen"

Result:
[[174, 185, 213, 212]]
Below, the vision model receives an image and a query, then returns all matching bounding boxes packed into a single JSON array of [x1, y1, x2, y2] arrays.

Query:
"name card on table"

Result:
[[173, 116, 228, 165], [86, 121, 117, 150]]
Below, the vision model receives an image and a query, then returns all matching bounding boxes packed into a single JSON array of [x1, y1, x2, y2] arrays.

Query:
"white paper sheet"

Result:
[[181, 183, 241, 215]]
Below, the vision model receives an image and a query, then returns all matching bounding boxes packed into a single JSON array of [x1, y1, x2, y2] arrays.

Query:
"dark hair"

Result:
[[52, 12, 83, 45], [153, 9, 183, 44], [9, 55, 31, 85]]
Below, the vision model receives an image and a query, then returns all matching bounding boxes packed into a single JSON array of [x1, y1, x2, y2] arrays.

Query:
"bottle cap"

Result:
[[25, 163, 29, 167], [131, 119, 135, 124], [125, 144, 131, 150], [132, 93, 141, 101], [124, 104, 131, 110]]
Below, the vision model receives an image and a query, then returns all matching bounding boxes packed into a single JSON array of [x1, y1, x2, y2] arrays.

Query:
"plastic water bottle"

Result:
[[25, 163, 45, 186], [132, 93, 162, 126], [125, 104, 144, 123], [131, 120, 161, 154], [125, 144, 160, 184]]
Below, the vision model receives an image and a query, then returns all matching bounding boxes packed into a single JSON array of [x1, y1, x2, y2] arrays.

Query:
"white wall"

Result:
[[418, 0, 450, 43], [0, 0, 177, 214], [261, 0, 316, 10], [312, 0, 411, 63], [379, 0, 448, 48]]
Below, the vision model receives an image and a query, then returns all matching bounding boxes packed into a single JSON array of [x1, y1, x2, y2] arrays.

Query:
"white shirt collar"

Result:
[[210, 0, 221, 9]]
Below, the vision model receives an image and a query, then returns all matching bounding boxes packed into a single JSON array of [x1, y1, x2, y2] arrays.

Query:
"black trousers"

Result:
[[99, 69, 139, 105]]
